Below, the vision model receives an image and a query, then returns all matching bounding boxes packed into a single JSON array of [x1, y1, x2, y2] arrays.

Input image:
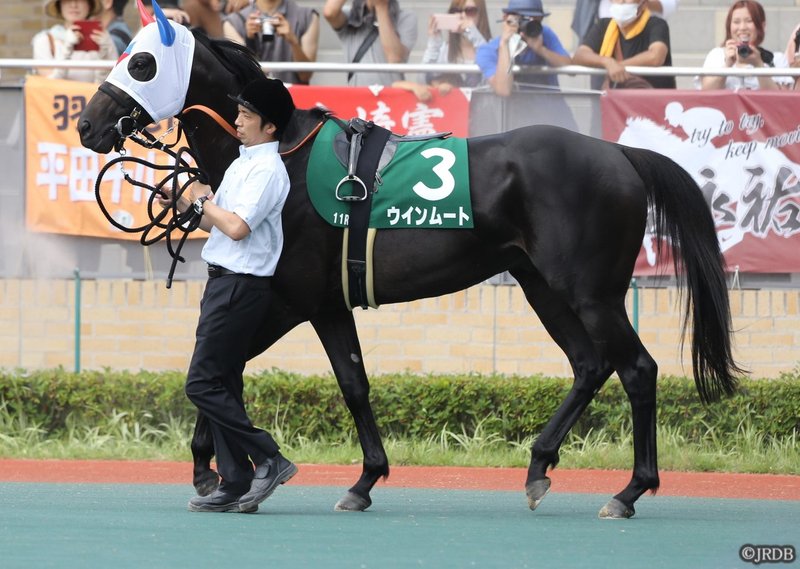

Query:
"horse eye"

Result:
[[127, 52, 157, 82]]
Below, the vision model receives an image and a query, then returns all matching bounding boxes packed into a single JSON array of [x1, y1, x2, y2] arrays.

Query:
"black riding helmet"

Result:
[[228, 77, 295, 140]]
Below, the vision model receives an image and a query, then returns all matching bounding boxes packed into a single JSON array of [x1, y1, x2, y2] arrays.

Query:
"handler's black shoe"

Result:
[[188, 489, 258, 513], [238, 453, 298, 512]]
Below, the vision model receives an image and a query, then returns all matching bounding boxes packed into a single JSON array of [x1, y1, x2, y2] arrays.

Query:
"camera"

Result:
[[520, 17, 542, 38], [794, 29, 800, 53], [261, 17, 276, 42], [736, 43, 752, 58]]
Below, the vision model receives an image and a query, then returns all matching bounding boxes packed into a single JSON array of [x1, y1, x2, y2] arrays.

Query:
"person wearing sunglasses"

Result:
[[420, 0, 491, 89]]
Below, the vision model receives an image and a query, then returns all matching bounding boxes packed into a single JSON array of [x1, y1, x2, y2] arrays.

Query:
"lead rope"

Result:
[[94, 112, 326, 288], [94, 125, 208, 288]]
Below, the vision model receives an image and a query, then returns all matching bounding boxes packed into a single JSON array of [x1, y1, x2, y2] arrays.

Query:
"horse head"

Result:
[[79, 0, 198, 153]]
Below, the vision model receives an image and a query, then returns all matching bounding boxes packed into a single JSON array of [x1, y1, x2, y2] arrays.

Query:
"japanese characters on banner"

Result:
[[602, 90, 800, 275], [25, 75, 188, 240], [287, 84, 469, 138], [24, 77, 470, 240]]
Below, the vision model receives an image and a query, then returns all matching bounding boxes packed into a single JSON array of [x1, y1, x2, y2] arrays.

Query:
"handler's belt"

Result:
[[207, 264, 236, 278]]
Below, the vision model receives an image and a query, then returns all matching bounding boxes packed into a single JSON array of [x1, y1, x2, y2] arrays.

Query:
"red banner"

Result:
[[602, 90, 800, 274], [288, 84, 470, 137]]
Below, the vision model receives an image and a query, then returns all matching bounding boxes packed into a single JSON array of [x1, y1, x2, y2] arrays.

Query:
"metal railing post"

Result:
[[74, 268, 81, 373], [630, 278, 639, 334]]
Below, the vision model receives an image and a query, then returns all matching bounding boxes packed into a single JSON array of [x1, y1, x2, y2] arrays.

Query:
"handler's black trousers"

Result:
[[185, 274, 279, 494]]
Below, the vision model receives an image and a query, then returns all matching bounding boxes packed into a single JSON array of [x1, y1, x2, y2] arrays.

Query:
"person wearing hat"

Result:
[[157, 77, 297, 513], [474, 0, 572, 97], [32, 0, 118, 82], [572, 0, 676, 89]]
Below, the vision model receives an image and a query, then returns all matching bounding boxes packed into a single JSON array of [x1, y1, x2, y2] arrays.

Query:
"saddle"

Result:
[[332, 118, 450, 310]]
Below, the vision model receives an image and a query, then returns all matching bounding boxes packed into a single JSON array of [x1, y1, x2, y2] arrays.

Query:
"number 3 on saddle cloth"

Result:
[[306, 121, 473, 230], [307, 120, 474, 310]]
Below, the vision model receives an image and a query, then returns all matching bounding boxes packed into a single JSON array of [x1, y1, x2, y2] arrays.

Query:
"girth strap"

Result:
[[343, 121, 391, 310]]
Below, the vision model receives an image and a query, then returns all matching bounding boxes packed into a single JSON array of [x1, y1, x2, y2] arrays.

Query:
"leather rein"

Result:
[[181, 104, 324, 157]]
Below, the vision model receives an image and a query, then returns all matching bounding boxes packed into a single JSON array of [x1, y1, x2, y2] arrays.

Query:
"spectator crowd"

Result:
[[28, 0, 800, 94]]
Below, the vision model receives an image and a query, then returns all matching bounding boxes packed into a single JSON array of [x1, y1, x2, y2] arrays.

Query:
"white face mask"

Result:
[[609, 3, 640, 27]]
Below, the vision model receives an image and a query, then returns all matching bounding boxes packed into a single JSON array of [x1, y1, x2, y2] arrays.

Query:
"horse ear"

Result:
[[151, 0, 177, 46], [135, 0, 155, 27]]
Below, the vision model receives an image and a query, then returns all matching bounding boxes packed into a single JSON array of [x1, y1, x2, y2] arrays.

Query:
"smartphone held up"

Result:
[[433, 13, 461, 32], [73, 20, 101, 51]]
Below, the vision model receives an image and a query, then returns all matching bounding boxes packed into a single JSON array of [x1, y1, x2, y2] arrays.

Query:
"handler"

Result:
[[159, 76, 297, 513]]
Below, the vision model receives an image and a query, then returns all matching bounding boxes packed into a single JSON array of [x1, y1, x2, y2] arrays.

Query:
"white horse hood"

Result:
[[106, 19, 195, 122]]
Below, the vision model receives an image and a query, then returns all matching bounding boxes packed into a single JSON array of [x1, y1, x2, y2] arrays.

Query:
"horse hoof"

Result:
[[334, 492, 371, 512], [194, 470, 220, 497], [598, 498, 635, 519], [525, 477, 551, 511]]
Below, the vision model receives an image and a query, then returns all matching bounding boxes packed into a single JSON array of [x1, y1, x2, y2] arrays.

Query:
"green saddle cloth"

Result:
[[306, 121, 473, 229]]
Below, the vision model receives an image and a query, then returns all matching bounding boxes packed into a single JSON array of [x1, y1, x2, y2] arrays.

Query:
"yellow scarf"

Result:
[[599, 8, 651, 58]]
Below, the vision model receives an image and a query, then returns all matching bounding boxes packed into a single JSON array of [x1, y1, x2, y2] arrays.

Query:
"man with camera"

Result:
[[475, 0, 571, 97]]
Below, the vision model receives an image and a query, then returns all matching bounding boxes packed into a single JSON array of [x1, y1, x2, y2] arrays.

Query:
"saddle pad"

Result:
[[307, 121, 473, 229]]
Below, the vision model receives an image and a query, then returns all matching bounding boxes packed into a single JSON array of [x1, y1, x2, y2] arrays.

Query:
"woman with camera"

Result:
[[223, 0, 320, 85], [698, 0, 792, 91]]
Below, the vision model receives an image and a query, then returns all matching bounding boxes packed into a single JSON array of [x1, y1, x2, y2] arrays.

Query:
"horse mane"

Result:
[[191, 30, 264, 87]]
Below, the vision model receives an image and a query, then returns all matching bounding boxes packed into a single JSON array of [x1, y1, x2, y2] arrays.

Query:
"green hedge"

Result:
[[1, 368, 798, 442]]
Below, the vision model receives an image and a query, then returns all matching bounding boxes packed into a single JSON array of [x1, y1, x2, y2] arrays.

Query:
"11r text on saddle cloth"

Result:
[[307, 122, 474, 229]]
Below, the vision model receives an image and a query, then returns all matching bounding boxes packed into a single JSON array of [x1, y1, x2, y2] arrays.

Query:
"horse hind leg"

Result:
[[575, 299, 660, 519], [311, 309, 389, 512], [512, 268, 614, 511]]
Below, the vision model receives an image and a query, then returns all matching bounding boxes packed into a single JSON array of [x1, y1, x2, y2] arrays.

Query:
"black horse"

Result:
[[78, 19, 741, 518]]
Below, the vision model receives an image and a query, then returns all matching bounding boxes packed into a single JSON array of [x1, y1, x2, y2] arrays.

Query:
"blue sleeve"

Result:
[[475, 37, 500, 80], [542, 26, 568, 57]]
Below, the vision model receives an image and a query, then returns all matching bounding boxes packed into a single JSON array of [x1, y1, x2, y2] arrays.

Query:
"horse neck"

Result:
[[280, 108, 326, 158], [179, 52, 245, 187]]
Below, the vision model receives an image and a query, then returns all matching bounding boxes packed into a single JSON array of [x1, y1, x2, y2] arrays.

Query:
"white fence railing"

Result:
[[3, 59, 800, 79]]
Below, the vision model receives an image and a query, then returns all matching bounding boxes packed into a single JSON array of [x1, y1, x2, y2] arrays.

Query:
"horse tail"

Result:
[[620, 146, 743, 403]]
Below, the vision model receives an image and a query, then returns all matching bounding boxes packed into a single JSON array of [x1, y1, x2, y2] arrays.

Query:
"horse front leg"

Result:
[[191, 412, 219, 496], [311, 309, 389, 512]]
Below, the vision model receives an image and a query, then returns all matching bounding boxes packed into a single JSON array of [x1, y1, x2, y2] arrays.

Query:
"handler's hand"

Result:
[[156, 188, 180, 210], [189, 182, 213, 202]]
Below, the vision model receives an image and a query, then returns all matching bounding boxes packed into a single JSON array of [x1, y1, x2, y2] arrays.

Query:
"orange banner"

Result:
[[25, 75, 191, 240]]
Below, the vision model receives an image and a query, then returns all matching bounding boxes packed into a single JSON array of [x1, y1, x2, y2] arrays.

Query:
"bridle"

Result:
[[93, 88, 324, 288]]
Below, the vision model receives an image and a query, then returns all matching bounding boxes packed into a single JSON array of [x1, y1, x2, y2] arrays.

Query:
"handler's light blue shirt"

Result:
[[201, 141, 290, 277]]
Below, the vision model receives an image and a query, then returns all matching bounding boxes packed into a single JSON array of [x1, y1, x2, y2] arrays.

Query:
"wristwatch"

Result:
[[193, 195, 210, 215]]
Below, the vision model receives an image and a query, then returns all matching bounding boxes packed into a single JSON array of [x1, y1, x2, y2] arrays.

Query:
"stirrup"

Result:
[[336, 174, 368, 201]]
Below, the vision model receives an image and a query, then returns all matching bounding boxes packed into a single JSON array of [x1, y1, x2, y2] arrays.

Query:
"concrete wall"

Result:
[[1, 278, 798, 378]]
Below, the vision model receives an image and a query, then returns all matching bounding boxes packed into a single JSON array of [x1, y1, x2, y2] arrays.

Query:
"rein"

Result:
[[181, 103, 325, 157], [94, 124, 208, 289], [94, 109, 325, 288]]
